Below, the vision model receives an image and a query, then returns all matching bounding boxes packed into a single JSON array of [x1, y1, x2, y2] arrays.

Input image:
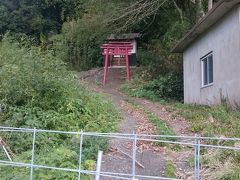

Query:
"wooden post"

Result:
[[103, 49, 109, 85]]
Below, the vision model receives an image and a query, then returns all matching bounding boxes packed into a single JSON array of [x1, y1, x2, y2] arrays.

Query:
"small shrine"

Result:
[[101, 33, 141, 85]]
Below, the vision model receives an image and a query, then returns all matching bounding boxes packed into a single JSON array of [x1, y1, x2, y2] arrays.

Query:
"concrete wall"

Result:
[[183, 5, 240, 106]]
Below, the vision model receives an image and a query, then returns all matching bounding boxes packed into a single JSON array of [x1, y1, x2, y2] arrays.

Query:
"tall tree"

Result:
[[0, 0, 84, 37]]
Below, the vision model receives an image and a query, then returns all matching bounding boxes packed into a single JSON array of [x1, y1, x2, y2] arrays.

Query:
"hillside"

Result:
[[1, 0, 240, 179]]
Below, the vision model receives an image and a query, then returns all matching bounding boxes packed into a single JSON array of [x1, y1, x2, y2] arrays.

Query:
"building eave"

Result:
[[172, 0, 240, 53]]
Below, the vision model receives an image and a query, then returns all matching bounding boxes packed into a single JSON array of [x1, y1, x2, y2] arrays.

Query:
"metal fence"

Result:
[[0, 126, 240, 180]]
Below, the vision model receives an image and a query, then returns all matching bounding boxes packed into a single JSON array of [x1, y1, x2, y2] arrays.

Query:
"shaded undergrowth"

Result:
[[0, 37, 120, 179]]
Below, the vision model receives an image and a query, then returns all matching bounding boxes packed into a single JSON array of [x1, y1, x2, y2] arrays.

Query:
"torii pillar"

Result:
[[101, 42, 133, 85]]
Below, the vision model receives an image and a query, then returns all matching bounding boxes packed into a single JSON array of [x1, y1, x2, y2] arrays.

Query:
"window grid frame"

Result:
[[201, 52, 213, 88]]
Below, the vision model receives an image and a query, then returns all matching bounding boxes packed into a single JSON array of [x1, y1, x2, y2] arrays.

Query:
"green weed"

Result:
[[168, 103, 240, 137], [165, 160, 176, 178], [125, 100, 177, 148], [220, 170, 240, 180], [0, 36, 119, 179], [121, 73, 183, 102]]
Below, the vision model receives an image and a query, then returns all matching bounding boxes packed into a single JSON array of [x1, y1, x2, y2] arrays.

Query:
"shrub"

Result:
[[0, 36, 119, 132], [0, 147, 79, 180], [0, 36, 119, 179], [121, 73, 183, 102], [141, 73, 183, 101]]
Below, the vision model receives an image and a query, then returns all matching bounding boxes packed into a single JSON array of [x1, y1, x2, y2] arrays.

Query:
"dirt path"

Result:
[[78, 68, 193, 179]]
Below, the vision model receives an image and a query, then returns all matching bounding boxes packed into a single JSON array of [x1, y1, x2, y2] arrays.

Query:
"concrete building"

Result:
[[172, 0, 240, 106]]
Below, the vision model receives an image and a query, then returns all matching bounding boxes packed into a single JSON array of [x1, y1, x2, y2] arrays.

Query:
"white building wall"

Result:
[[183, 6, 240, 106], [131, 40, 137, 54]]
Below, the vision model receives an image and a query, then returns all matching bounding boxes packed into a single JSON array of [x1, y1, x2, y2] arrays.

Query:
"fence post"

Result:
[[95, 150, 103, 180], [194, 135, 201, 180], [77, 130, 83, 180], [132, 132, 137, 179], [30, 128, 36, 180], [194, 134, 197, 180], [197, 139, 201, 180]]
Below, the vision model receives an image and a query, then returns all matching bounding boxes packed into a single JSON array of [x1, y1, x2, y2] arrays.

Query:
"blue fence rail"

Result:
[[0, 126, 240, 180]]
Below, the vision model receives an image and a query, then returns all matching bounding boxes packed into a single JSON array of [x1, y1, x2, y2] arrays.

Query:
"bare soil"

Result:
[[78, 68, 194, 179]]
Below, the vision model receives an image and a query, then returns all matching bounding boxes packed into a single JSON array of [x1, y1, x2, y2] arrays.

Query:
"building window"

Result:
[[201, 52, 213, 86]]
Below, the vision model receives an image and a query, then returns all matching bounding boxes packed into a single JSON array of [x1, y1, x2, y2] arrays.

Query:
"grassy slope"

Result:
[[121, 77, 240, 180], [169, 103, 240, 137], [122, 77, 240, 138], [0, 38, 120, 179]]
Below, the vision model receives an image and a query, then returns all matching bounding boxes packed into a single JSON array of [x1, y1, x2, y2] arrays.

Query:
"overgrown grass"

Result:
[[122, 76, 240, 138], [0, 36, 119, 179], [147, 112, 175, 136], [125, 98, 175, 136], [121, 73, 183, 102], [193, 148, 240, 180], [122, 76, 240, 179], [124, 98, 178, 149], [166, 104, 240, 179], [165, 160, 176, 178], [168, 103, 240, 138]]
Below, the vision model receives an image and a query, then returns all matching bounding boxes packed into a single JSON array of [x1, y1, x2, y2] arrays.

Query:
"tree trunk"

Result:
[[173, 0, 183, 22]]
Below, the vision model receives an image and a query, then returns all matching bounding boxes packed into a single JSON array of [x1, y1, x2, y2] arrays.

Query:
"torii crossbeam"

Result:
[[101, 42, 133, 85]]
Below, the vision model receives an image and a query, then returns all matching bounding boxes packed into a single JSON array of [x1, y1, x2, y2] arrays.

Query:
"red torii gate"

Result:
[[101, 41, 133, 85]]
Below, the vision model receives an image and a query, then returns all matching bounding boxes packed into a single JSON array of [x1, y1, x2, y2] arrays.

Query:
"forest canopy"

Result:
[[0, 0, 220, 100]]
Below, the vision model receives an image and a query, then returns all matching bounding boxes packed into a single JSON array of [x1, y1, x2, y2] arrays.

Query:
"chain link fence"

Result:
[[0, 126, 240, 180]]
